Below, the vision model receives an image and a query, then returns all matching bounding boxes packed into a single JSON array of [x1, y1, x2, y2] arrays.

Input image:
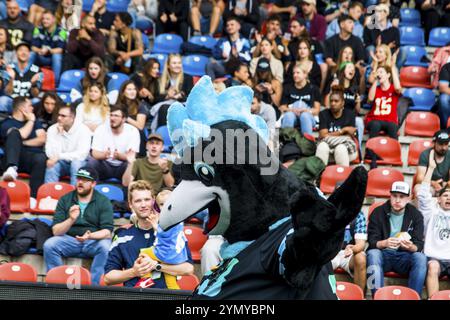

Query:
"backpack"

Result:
[[279, 127, 316, 157], [287, 156, 326, 183]]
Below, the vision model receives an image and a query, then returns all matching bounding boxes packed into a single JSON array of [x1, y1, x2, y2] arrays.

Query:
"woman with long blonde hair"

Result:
[[76, 82, 110, 132], [366, 44, 393, 85], [159, 54, 193, 102]]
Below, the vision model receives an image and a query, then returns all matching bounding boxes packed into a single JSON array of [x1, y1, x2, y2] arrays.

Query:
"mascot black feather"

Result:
[[159, 76, 367, 299]]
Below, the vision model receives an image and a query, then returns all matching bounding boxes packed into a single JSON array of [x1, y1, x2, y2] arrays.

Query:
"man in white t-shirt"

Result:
[[87, 104, 140, 182]]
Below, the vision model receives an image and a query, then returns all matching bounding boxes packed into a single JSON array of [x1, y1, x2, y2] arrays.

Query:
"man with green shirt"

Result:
[[43, 167, 114, 285]]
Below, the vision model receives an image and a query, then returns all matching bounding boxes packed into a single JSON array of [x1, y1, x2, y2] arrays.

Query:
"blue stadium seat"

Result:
[[364, 0, 378, 8], [16, 0, 34, 12], [182, 55, 209, 77], [401, 45, 429, 67], [106, 0, 131, 12], [152, 33, 183, 54], [188, 35, 218, 50], [155, 126, 173, 153], [403, 88, 436, 111], [428, 27, 450, 47], [399, 8, 421, 27], [57, 92, 72, 104], [145, 53, 168, 73], [142, 32, 150, 52], [82, 0, 94, 11], [107, 72, 129, 92], [400, 26, 425, 46], [95, 184, 125, 219], [57, 70, 85, 92], [315, 53, 324, 65]]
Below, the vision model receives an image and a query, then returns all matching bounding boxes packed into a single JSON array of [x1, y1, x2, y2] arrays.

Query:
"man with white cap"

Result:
[[366, 181, 427, 296]]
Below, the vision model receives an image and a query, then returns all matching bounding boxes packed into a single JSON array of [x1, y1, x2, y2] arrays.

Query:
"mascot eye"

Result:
[[194, 162, 215, 183]]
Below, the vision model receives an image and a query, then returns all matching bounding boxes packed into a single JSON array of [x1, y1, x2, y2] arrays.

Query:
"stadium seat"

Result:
[[0, 262, 37, 282], [401, 46, 429, 67], [400, 26, 425, 46], [177, 274, 200, 291], [365, 0, 378, 7], [402, 88, 436, 111], [182, 55, 209, 77], [57, 70, 85, 92], [366, 168, 405, 197], [155, 126, 173, 153], [373, 285, 420, 300], [408, 140, 432, 166], [400, 66, 433, 89], [82, 0, 94, 11], [106, 0, 131, 12], [365, 137, 403, 166], [183, 225, 208, 262], [107, 72, 129, 92], [399, 8, 421, 27], [146, 53, 168, 73], [0, 180, 30, 212], [46, 265, 92, 286], [367, 201, 384, 222], [315, 53, 324, 65], [33, 182, 75, 214], [319, 165, 353, 194], [189, 35, 218, 51], [404, 112, 440, 137], [152, 34, 183, 54], [335, 282, 365, 300], [41, 67, 55, 91], [430, 290, 450, 300], [428, 27, 450, 47], [95, 184, 125, 218], [16, 0, 34, 12], [57, 92, 72, 104]]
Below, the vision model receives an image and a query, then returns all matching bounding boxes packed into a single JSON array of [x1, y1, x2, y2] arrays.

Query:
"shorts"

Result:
[[331, 250, 366, 277], [429, 258, 450, 277]]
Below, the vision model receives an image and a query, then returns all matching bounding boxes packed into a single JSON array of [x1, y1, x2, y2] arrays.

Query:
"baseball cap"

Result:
[[148, 133, 164, 143], [302, 0, 316, 6], [433, 130, 450, 144], [75, 167, 99, 181], [256, 57, 271, 73], [390, 181, 410, 196], [15, 41, 31, 51]]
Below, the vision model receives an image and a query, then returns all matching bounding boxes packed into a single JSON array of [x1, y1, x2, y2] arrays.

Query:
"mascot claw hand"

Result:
[[159, 76, 368, 300]]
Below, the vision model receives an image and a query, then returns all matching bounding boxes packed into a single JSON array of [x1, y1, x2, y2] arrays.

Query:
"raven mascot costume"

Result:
[[159, 76, 367, 299]]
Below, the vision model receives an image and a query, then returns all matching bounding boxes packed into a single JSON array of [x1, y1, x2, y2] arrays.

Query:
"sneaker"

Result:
[[2, 166, 17, 181]]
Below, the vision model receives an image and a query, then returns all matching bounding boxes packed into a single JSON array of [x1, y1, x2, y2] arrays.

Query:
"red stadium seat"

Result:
[[0, 262, 37, 282], [366, 168, 405, 197], [46, 265, 92, 286], [447, 117, 450, 128], [183, 225, 208, 262], [430, 290, 450, 300], [33, 182, 75, 214], [177, 274, 200, 291], [319, 165, 353, 194], [0, 180, 30, 212], [41, 67, 55, 91], [408, 140, 432, 166], [374, 285, 420, 300], [400, 66, 433, 88], [404, 112, 440, 137], [365, 137, 403, 166], [336, 281, 365, 300]]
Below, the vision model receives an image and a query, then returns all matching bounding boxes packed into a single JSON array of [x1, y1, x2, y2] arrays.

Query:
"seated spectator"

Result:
[[0, 97, 47, 198], [326, 1, 364, 40], [30, 10, 67, 85], [286, 17, 323, 63], [365, 62, 403, 139], [0, 1, 34, 47], [88, 104, 140, 182], [296, 0, 326, 42], [43, 167, 114, 285], [416, 0, 441, 43], [206, 16, 251, 80], [223, 0, 260, 39], [75, 83, 110, 132], [34, 92, 63, 130], [316, 86, 357, 166], [128, 0, 159, 33], [415, 130, 450, 197], [89, 0, 116, 38], [190, 0, 225, 36], [159, 54, 194, 103], [270, 0, 299, 32], [252, 57, 282, 108], [0, 25, 17, 66], [28, 0, 59, 26], [0, 184, 10, 229], [123, 133, 174, 193], [279, 63, 320, 134], [45, 104, 92, 185], [0, 42, 42, 113], [130, 58, 162, 105], [417, 149, 450, 298], [63, 14, 106, 72], [225, 60, 253, 87], [250, 37, 284, 83], [251, 91, 277, 132], [323, 0, 349, 24], [256, 14, 285, 57], [438, 62, 450, 129], [443, 0, 450, 27], [285, 38, 321, 89], [379, 0, 400, 27], [107, 12, 144, 74], [366, 181, 427, 297], [103, 180, 193, 287], [366, 44, 393, 86], [55, 0, 82, 32], [156, 0, 190, 41]]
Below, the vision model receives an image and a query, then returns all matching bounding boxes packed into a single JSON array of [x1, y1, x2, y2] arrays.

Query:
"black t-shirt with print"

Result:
[[319, 108, 356, 133], [324, 34, 367, 62], [280, 82, 321, 107]]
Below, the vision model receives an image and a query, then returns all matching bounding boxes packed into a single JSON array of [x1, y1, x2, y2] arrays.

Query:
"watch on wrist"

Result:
[[155, 263, 162, 271]]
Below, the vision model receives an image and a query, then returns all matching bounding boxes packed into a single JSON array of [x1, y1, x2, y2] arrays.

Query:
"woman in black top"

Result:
[[252, 57, 282, 109], [130, 58, 162, 105], [34, 92, 64, 131]]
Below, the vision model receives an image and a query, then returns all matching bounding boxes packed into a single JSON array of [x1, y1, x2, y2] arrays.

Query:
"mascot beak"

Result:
[[159, 180, 231, 235]]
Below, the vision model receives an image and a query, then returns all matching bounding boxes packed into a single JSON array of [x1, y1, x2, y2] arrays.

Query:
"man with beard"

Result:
[[0, 1, 34, 48], [88, 104, 140, 182], [43, 167, 114, 285], [415, 130, 450, 197]]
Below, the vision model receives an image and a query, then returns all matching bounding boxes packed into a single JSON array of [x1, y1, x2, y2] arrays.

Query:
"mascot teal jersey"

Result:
[[159, 76, 368, 300]]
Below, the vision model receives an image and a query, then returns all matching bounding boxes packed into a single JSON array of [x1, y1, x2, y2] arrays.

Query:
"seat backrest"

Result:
[[0, 180, 30, 212], [107, 72, 129, 92], [183, 226, 208, 259], [153, 34, 183, 54], [400, 26, 425, 46], [315, 53, 324, 65], [336, 281, 364, 300], [82, 0, 95, 11], [319, 165, 353, 194], [57, 70, 85, 92], [408, 139, 432, 166], [373, 286, 420, 300], [365, 137, 402, 165], [367, 201, 384, 223], [182, 55, 209, 77], [36, 182, 75, 202], [146, 53, 168, 73], [0, 262, 37, 282], [177, 274, 200, 291], [94, 184, 124, 202], [429, 27, 450, 47], [430, 290, 450, 300], [366, 168, 405, 197], [403, 88, 436, 111], [106, 0, 131, 12], [402, 45, 428, 62], [46, 265, 92, 286], [400, 8, 421, 26], [404, 112, 440, 137], [189, 35, 218, 50], [400, 66, 432, 88]]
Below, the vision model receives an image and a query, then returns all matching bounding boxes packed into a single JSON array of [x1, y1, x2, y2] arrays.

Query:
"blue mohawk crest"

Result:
[[167, 76, 269, 156]]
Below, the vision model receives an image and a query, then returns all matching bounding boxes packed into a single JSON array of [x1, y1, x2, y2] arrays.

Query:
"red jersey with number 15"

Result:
[[365, 84, 400, 125]]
